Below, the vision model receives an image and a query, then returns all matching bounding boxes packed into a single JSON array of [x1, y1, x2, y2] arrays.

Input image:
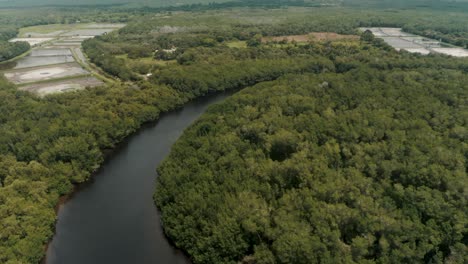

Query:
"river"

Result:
[[46, 92, 233, 264]]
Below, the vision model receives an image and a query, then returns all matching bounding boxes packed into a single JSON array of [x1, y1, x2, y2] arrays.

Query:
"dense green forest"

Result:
[[156, 58, 468, 263], [0, 18, 27, 62], [0, 2, 467, 264], [0, 41, 29, 62], [0, 7, 333, 263]]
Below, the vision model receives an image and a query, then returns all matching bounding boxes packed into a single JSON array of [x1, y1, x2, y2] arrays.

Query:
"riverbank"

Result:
[[44, 90, 242, 264], [40, 79, 281, 263]]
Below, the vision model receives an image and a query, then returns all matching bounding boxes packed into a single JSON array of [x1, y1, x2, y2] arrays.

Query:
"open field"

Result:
[[432, 48, 468, 57], [361, 27, 468, 57], [9, 38, 53, 46], [62, 29, 116, 37], [18, 23, 126, 38], [404, 48, 431, 55], [19, 76, 103, 96], [262, 32, 359, 43], [4, 63, 89, 84]]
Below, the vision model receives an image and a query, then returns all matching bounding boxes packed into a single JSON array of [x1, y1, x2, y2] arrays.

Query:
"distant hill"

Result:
[[0, 0, 233, 8], [0, 0, 467, 9], [343, 0, 468, 8]]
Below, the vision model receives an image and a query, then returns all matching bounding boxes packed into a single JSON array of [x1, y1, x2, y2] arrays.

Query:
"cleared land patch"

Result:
[[4, 23, 124, 95], [62, 29, 116, 37], [19, 76, 103, 96], [262, 32, 359, 43], [4, 63, 88, 84], [361, 27, 468, 57], [18, 23, 125, 38], [432, 48, 468, 57], [9, 38, 53, 46]]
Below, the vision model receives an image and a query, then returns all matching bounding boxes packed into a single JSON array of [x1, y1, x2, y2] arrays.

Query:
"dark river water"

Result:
[[46, 92, 233, 264]]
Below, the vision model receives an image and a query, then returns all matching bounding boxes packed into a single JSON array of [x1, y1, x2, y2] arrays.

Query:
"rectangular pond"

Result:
[[30, 49, 73, 56], [14, 55, 75, 69], [360, 27, 468, 57]]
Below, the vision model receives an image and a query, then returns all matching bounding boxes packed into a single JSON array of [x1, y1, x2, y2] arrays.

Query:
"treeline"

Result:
[[89, 6, 468, 59], [0, 28, 18, 42], [0, 41, 30, 62], [153, 57, 333, 98], [0, 27, 29, 62], [82, 39, 138, 81], [155, 67, 468, 263], [0, 77, 186, 263], [132, 0, 328, 13], [0, 13, 336, 263]]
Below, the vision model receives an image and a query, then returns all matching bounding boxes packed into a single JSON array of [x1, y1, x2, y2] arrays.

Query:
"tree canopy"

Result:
[[156, 65, 468, 264], [0, 4, 467, 264]]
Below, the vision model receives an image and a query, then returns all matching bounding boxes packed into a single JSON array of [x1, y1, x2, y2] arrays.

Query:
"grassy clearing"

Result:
[[116, 54, 176, 67], [19, 24, 86, 37], [225, 40, 247, 48], [152, 59, 177, 66]]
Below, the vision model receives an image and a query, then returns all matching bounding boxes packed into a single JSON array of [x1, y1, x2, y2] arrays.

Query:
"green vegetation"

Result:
[[156, 52, 468, 264], [0, 41, 29, 62], [0, 2, 467, 264], [0, 15, 28, 62], [0, 77, 184, 263], [0, 6, 333, 263], [226, 40, 247, 48]]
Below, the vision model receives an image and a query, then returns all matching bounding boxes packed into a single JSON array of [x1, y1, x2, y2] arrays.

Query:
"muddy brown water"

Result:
[[46, 91, 235, 264]]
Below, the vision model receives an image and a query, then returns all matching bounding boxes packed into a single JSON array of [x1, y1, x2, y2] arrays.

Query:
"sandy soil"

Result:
[[360, 28, 416, 37], [309, 32, 359, 41], [382, 37, 424, 49], [432, 48, 468, 57], [4, 63, 88, 84], [20, 76, 104, 96], [405, 48, 431, 55]]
